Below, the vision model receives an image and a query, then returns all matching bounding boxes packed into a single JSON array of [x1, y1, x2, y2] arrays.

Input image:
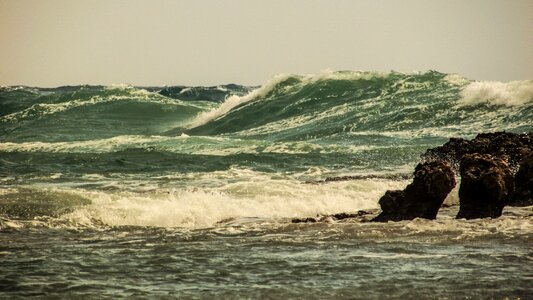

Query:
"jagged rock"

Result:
[[291, 217, 319, 223], [509, 153, 533, 206], [291, 210, 376, 223], [422, 132, 533, 171], [457, 154, 514, 219], [305, 174, 411, 185], [372, 161, 456, 222], [295, 132, 532, 224]]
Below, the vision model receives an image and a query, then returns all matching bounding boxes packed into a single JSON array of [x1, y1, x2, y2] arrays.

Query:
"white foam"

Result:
[[401, 209, 533, 239], [188, 74, 296, 128], [216, 85, 228, 92], [59, 178, 407, 228], [0, 135, 174, 153], [443, 73, 470, 86], [459, 80, 533, 106], [105, 83, 134, 90], [178, 87, 193, 94], [306, 69, 389, 82]]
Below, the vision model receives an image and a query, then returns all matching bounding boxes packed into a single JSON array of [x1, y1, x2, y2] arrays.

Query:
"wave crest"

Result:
[[459, 80, 533, 106], [19, 178, 404, 228], [188, 74, 298, 128]]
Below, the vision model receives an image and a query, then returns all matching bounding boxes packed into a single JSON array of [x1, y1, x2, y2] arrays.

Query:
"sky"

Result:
[[1, 0, 532, 87]]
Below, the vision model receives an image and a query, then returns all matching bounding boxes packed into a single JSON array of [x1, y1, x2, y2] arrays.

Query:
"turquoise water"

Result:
[[1, 71, 532, 298]]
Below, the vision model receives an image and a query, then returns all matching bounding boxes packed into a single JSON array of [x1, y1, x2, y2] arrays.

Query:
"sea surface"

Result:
[[1, 71, 532, 298]]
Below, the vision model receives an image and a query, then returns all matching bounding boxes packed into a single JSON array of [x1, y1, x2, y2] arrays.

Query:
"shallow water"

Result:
[[2, 206, 532, 299]]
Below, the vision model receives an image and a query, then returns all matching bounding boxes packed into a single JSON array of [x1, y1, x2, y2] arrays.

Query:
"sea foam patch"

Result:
[[56, 178, 406, 228], [459, 80, 533, 106]]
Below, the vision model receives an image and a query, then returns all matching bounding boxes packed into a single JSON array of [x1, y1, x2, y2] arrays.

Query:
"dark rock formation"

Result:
[[457, 154, 514, 219], [291, 210, 375, 223], [509, 153, 533, 206], [306, 173, 411, 185], [372, 161, 456, 222], [422, 132, 533, 171], [294, 132, 532, 225]]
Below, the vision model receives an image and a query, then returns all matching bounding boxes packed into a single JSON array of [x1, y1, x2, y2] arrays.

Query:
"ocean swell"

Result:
[[185, 71, 533, 140]]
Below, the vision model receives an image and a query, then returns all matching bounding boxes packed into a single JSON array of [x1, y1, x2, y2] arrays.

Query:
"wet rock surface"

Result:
[[509, 153, 533, 207], [291, 210, 376, 223], [371, 161, 456, 222], [422, 132, 533, 171], [457, 154, 514, 219], [306, 174, 411, 185], [296, 132, 532, 224]]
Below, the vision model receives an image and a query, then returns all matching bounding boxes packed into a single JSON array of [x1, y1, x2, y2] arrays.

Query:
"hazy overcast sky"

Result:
[[1, 0, 532, 87]]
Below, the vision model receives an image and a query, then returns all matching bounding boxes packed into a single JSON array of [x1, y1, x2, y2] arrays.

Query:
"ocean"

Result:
[[1, 70, 532, 298]]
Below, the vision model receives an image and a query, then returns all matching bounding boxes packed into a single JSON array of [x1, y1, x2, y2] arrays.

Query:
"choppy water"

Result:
[[1, 70, 532, 298]]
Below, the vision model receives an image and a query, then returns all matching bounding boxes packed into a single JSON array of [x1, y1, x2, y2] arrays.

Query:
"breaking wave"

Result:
[[185, 71, 533, 140]]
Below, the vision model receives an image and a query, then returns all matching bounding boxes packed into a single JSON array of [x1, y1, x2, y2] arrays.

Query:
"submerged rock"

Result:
[[509, 153, 533, 206], [422, 132, 533, 171], [372, 161, 456, 222], [306, 174, 411, 185], [291, 210, 376, 223], [457, 154, 514, 219]]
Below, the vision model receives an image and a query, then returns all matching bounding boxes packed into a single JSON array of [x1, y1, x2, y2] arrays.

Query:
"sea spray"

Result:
[[459, 80, 533, 106]]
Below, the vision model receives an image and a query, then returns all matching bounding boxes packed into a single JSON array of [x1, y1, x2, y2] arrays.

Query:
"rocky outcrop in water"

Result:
[[422, 132, 533, 171], [372, 161, 456, 222], [291, 210, 376, 223], [509, 153, 533, 207], [305, 173, 411, 185], [456, 154, 514, 219], [295, 132, 532, 224]]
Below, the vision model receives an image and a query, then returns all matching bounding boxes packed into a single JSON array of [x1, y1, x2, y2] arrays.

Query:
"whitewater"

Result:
[[1, 70, 532, 298]]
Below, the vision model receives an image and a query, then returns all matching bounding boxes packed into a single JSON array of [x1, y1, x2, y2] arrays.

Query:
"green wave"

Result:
[[186, 71, 533, 141]]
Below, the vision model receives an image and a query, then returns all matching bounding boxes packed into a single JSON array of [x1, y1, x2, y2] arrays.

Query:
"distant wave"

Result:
[[0, 85, 219, 142], [0, 87, 202, 123]]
